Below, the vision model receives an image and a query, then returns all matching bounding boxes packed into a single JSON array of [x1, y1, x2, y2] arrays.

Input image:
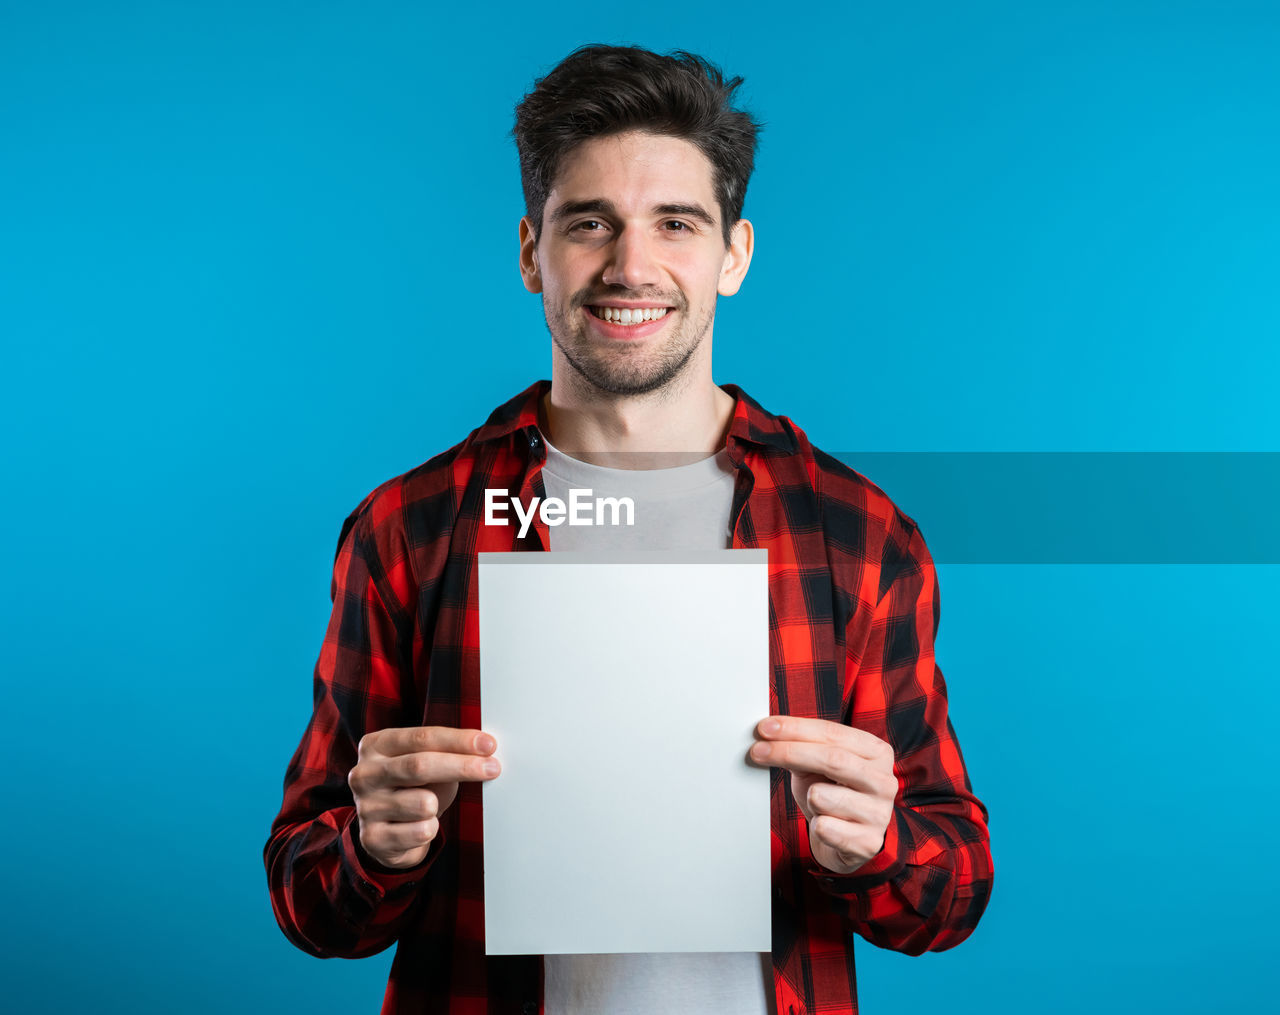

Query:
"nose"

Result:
[[601, 228, 660, 290]]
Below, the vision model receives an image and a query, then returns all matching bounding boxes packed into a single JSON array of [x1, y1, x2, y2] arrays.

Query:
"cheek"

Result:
[[674, 251, 728, 292], [543, 258, 595, 301], [681, 267, 726, 305], [536, 270, 571, 303]]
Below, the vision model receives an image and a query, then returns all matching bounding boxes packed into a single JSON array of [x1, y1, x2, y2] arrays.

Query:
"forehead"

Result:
[[547, 131, 718, 214]]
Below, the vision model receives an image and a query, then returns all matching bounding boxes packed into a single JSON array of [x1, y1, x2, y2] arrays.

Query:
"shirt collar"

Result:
[[719, 383, 797, 455], [472, 379, 797, 455]]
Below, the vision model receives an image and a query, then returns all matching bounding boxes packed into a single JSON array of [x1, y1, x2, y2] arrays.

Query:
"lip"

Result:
[[581, 304, 675, 341]]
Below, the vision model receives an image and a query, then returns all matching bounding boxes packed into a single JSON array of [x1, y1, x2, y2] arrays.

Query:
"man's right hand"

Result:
[[348, 726, 501, 870]]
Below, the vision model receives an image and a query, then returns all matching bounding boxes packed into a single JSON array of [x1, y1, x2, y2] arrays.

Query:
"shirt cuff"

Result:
[[810, 806, 905, 894], [341, 817, 442, 900]]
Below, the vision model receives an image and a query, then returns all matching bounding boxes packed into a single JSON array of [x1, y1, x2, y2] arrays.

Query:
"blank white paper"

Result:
[[478, 549, 771, 956]]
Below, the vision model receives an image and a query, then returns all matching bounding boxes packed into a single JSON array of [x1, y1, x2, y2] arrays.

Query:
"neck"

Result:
[[542, 364, 735, 470]]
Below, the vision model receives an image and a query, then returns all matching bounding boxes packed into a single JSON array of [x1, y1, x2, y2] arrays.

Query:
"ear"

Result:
[[519, 216, 542, 294], [717, 218, 755, 297]]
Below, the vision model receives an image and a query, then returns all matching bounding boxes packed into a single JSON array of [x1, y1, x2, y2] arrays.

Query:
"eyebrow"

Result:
[[549, 198, 717, 228]]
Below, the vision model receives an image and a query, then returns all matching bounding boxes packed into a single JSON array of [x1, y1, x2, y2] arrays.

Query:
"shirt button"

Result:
[[521, 1003, 537, 1014], [528, 433, 541, 449]]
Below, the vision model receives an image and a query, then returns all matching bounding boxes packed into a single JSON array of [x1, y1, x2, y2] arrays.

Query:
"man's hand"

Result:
[[750, 716, 897, 875], [348, 727, 501, 870]]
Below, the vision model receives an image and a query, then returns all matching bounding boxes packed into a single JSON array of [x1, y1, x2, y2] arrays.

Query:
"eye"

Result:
[[662, 220, 692, 232], [572, 219, 606, 232]]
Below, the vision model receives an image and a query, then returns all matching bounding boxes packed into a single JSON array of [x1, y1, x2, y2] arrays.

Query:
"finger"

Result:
[[363, 816, 440, 854], [750, 738, 877, 789], [381, 750, 500, 787], [789, 770, 822, 820], [804, 782, 880, 824], [756, 715, 891, 762], [810, 813, 884, 865], [363, 726, 497, 759], [358, 787, 441, 823]]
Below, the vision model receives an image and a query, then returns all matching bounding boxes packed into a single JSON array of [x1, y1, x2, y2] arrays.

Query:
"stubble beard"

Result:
[[545, 286, 714, 398]]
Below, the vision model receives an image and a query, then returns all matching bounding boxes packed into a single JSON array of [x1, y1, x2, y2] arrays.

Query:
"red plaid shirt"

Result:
[[265, 380, 993, 1014]]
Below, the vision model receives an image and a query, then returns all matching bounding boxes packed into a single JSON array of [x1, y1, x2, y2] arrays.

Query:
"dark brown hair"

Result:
[[513, 44, 761, 247]]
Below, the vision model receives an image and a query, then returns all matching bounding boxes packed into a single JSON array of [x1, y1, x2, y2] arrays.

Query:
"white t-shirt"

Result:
[[539, 437, 773, 1015]]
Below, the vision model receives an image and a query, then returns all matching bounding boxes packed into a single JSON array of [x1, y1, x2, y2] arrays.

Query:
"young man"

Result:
[[266, 45, 993, 1015]]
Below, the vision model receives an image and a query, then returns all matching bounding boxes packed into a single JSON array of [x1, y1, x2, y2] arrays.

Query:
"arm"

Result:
[[756, 519, 993, 955], [834, 519, 992, 953], [262, 505, 432, 958]]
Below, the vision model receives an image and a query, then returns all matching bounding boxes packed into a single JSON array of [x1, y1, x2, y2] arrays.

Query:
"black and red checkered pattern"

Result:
[[264, 380, 993, 1014]]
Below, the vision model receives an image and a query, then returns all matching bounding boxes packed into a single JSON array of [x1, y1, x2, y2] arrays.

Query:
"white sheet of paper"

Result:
[[478, 549, 771, 956]]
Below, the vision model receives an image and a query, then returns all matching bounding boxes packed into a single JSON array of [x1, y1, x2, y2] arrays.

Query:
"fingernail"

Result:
[[477, 734, 496, 753], [483, 760, 500, 777], [762, 719, 781, 735], [751, 742, 770, 760]]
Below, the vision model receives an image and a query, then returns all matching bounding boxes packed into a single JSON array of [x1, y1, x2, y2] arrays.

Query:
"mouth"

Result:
[[586, 305, 672, 326]]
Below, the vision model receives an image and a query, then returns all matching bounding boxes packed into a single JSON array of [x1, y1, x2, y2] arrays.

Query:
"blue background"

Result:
[[3, 1, 1277, 1011]]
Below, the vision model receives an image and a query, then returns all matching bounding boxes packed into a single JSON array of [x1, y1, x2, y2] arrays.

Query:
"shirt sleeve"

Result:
[[263, 501, 439, 958], [814, 516, 994, 955]]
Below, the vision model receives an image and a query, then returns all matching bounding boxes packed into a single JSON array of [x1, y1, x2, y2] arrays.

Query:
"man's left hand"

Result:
[[750, 715, 898, 875]]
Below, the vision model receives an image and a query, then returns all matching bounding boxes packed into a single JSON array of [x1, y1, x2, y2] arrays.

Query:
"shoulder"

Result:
[[727, 383, 921, 545], [806, 441, 922, 549], [802, 439, 932, 598], [333, 442, 469, 562], [333, 380, 548, 561], [733, 386, 931, 599]]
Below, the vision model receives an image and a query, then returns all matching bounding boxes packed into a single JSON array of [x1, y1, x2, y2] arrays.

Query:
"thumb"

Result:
[[790, 771, 820, 823], [431, 781, 461, 816]]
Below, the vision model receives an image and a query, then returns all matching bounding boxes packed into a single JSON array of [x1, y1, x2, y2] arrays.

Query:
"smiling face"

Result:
[[519, 131, 753, 398]]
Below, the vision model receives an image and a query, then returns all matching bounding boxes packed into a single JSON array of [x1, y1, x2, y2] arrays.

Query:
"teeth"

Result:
[[591, 306, 669, 324]]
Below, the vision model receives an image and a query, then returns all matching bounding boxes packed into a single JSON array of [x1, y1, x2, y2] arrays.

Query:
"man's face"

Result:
[[519, 131, 753, 397]]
